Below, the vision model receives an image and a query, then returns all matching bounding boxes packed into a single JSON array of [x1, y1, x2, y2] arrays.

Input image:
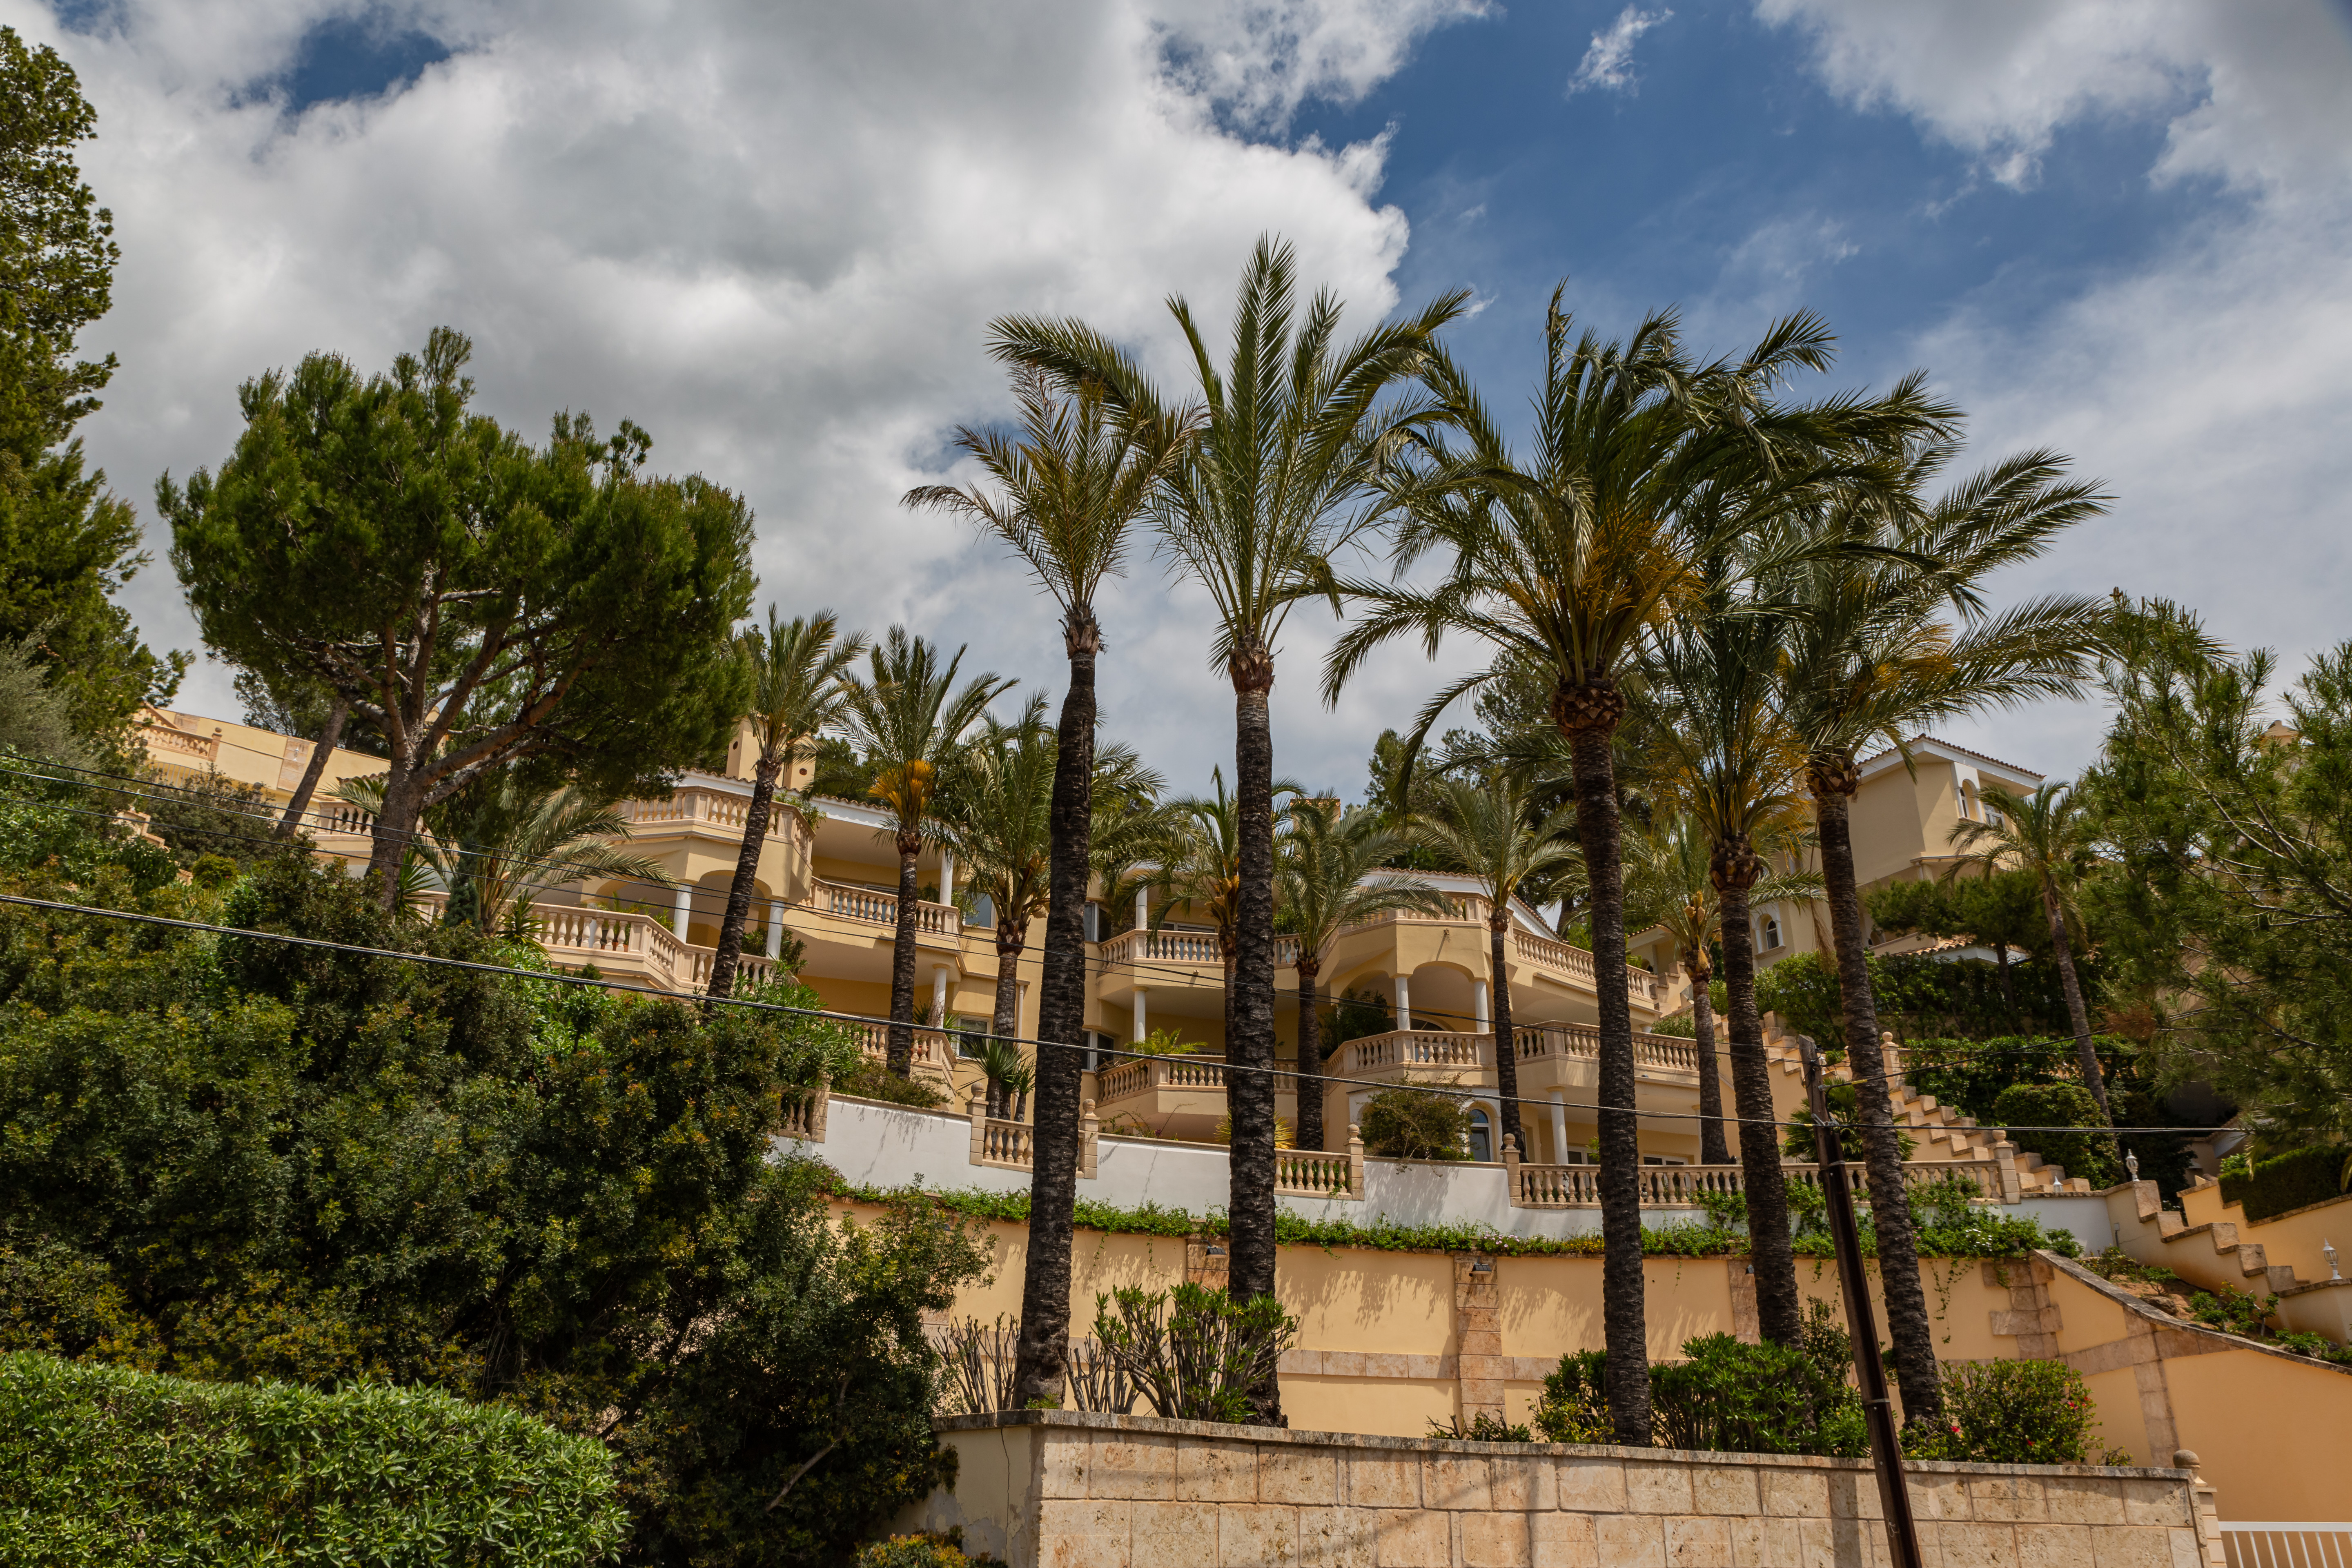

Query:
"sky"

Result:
[[15, 0, 2352, 797]]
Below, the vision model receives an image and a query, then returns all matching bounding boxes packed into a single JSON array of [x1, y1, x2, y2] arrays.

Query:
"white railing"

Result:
[[1505, 1154, 2010, 1209], [977, 1117, 1034, 1168], [1096, 1056, 1229, 1104], [619, 785, 802, 839], [815, 877, 960, 938], [848, 1019, 953, 1080], [1514, 1022, 1702, 1077], [314, 801, 376, 837], [1275, 1142, 1361, 1199], [1343, 1029, 1488, 1074], [2221, 1524, 2352, 1567], [1511, 927, 1660, 1004], [1095, 928, 1302, 968]]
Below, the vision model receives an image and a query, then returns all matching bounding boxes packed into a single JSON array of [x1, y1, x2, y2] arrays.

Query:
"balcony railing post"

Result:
[[1080, 1097, 1099, 1180], [1993, 1139, 2022, 1204], [966, 1083, 988, 1168], [1501, 1132, 1521, 1204], [1347, 1124, 1365, 1197], [808, 1081, 829, 1143]]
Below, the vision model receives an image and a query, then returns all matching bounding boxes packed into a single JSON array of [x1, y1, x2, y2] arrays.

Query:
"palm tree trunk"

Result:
[[992, 924, 1025, 1045], [1687, 955, 1731, 1167], [1993, 938, 2017, 1018], [276, 695, 349, 839], [707, 753, 780, 1000], [1559, 685, 1650, 1444], [2043, 880, 2109, 1118], [887, 833, 922, 1077], [1228, 648, 1282, 1426], [1811, 763, 1942, 1425], [1295, 956, 1325, 1152], [1011, 611, 1099, 1409], [1714, 863, 1801, 1346], [1490, 916, 1523, 1156]]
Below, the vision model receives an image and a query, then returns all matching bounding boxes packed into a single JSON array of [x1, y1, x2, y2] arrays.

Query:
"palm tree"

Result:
[[837, 627, 1011, 1076], [1276, 798, 1450, 1151], [1631, 560, 1830, 1345], [1001, 242, 1464, 1416], [1950, 781, 2110, 1118], [707, 608, 868, 1000], [1623, 817, 1733, 1164], [1149, 768, 1301, 1052], [903, 363, 1187, 1409], [1775, 443, 2111, 1426], [1327, 296, 1922, 1441], [1409, 773, 1582, 1160], [335, 770, 669, 938]]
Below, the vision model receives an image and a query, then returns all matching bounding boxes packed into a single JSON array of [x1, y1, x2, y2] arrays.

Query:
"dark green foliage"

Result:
[[1534, 1350, 1611, 1442], [1091, 1283, 1298, 1423], [1359, 1085, 1468, 1160], [2221, 1143, 2348, 1221], [129, 764, 281, 864], [0, 1351, 624, 1564], [0, 28, 185, 742], [808, 735, 882, 802], [1318, 985, 1394, 1054], [1650, 1302, 1866, 1457], [1991, 1081, 2119, 1188], [1430, 1412, 1535, 1442], [834, 1058, 948, 1108], [0, 814, 990, 1564], [1904, 1035, 2195, 1198], [1901, 1358, 2122, 1465], [1781, 1080, 1916, 1160], [1758, 947, 2089, 1048], [853, 1532, 1008, 1568]]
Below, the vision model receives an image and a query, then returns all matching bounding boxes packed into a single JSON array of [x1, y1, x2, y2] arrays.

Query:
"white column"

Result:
[[765, 901, 785, 960], [930, 964, 951, 1024], [939, 850, 956, 908], [1472, 979, 1491, 1032], [1132, 986, 1149, 1042], [1134, 885, 1150, 946], [1550, 1095, 1570, 1167], [1394, 973, 1412, 1031], [672, 884, 692, 940]]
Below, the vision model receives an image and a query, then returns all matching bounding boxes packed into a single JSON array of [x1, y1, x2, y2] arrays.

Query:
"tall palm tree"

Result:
[[1149, 768, 1301, 1054], [335, 770, 669, 938], [1001, 242, 1464, 1417], [1328, 296, 1925, 1441], [1275, 798, 1450, 1151], [1623, 817, 1733, 1164], [1409, 773, 1583, 1159], [1950, 780, 2110, 1118], [904, 363, 1188, 1408], [1631, 558, 1831, 1345], [837, 627, 1011, 1076], [706, 608, 868, 999], [1775, 442, 2111, 1425]]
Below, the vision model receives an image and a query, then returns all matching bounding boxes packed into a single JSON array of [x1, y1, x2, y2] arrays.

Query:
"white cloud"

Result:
[[13, 0, 1488, 796], [1567, 5, 1671, 97], [1753, 0, 2352, 776]]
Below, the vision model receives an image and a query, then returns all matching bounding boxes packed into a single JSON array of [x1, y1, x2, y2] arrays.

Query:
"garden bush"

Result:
[[852, 1532, 1007, 1568], [1538, 1304, 1864, 1456], [1992, 1082, 2120, 1188], [1359, 1086, 1468, 1160], [1091, 1283, 1296, 1423], [0, 1351, 624, 1564], [1901, 1358, 2125, 1465], [2221, 1143, 2349, 1221], [834, 1058, 949, 1108]]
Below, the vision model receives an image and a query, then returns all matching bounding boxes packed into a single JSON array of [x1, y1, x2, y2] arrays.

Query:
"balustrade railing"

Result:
[[1274, 1142, 1361, 1199], [1343, 1029, 1487, 1074], [619, 786, 802, 839], [314, 801, 376, 837], [1512, 1023, 1701, 1076], [977, 1118, 1034, 1168], [1095, 1056, 1229, 1103], [1505, 1152, 2009, 1209], [815, 878, 959, 937], [143, 725, 218, 762], [1095, 928, 1303, 967], [848, 1020, 952, 1079]]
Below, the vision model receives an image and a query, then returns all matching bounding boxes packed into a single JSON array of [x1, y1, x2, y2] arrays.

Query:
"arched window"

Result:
[[1759, 913, 1783, 951], [1960, 780, 1978, 820], [1467, 1106, 1493, 1163]]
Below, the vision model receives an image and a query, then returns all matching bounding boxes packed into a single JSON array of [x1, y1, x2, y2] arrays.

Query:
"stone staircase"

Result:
[[1760, 1022, 2093, 1196]]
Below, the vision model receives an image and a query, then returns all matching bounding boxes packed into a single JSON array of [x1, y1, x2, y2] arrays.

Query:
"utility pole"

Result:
[[1799, 1037, 1924, 1568]]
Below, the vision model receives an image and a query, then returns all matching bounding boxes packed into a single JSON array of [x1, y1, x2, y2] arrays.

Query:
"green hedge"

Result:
[[0, 1353, 624, 1566], [2223, 1144, 2350, 1222]]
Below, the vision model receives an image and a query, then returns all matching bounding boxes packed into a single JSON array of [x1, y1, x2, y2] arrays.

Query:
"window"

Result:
[[1082, 1029, 1114, 1073], [1082, 902, 1108, 943], [1641, 1155, 1688, 1167], [1466, 1107, 1493, 1163], [967, 892, 996, 929], [1959, 780, 1978, 820], [1759, 913, 1783, 951]]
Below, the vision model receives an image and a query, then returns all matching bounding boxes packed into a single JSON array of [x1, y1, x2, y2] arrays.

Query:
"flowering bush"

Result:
[[854, 1532, 1008, 1568], [1902, 1359, 2126, 1465]]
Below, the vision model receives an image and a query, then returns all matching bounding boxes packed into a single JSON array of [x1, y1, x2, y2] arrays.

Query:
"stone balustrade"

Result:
[[1343, 1029, 1488, 1074], [618, 784, 803, 838], [1512, 1021, 1701, 1077], [1095, 1055, 1229, 1105], [1275, 1131, 1365, 1200], [849, 1020, 955, 1081], [964, 1085, 1098, 1179], [1096, 928, 1301, 968], [1503, 1141, 2016, 1210], [815, 876, 960, 937]]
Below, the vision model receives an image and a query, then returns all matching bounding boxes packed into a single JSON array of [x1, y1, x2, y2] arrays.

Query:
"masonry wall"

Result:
[[902, 1411, 2221, 1568]]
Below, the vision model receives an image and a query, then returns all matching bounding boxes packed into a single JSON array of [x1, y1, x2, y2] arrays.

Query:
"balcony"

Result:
[[1339, 1029, 1489, 1082], [1504, 1147, 2013, 1209], [810, 876, 962, 947], [844, 1020, 956, 1085], [407, 891, 788, 996], [617, 783, 807, 846], [1512, 1022, 1702, 1084]]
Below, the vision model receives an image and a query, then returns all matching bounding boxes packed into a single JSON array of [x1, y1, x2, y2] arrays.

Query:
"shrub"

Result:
[[1534, 1349, 1610, 1443], [835, 1058, 949, 1108], [854, 1531, 1008, 1568], [2187, 1285, 2277, 1339], [0, 1351, 624, 1564], [1359, 1087, 1468, 1160], [2221, 1143, 2349, 1221], [1902, 1358, 2124, 1465], [1429, 1412, 1534, 1442], [1319, 987, 1393, 1055], [1650, 1302, 1866, 1458], [1993, 1081, 2120, 1187], [1091, 1283, 1297, 1423]]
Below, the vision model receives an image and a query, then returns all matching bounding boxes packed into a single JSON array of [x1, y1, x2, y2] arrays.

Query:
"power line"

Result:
[[0, 892, 2232, 1139]]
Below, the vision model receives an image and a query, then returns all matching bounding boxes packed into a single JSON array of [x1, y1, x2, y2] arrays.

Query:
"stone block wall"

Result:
[[906, 1410, 2223, 1568]]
